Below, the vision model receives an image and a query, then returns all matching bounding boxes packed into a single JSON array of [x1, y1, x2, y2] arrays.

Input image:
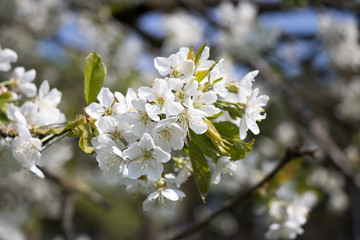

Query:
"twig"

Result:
[[168, 145, 315, 240], [310, 119, 360, 188], [41, 167, 111, 210]]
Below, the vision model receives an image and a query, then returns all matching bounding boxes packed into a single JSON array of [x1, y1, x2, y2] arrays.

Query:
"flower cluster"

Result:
[[86, 46, 269, 211], [265, 185, 318, 239], [0, 45, 65, 178]]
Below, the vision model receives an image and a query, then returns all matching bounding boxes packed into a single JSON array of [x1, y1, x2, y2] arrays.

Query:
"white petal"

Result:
[[154, 147, 171, 163], [39, 80, 50, 99], [165, 101, 184, 116], [138, 133, 156, 149], [30, 165, 44, 179], [239, 117, 248, 140], [85, 103, 105, 119], [147, 191, 160, 201], [98, 88, 114, 108], [154, 57, 170, 75], [247, 118, 260, 135], [18, 83, 37, 97], [146, 161, 163, 180], [162, 189, 179, 201], [21, 69, 36, 82], [127, 161, 144, 179]]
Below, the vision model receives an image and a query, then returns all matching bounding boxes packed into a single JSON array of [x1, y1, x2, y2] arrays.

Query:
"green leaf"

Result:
[[84, 52, 106, 104], [212, 121, 240, 140], [188, 138, 211, 201], [66, 115, 95, 154], [195, 61, 217, 83], [34, 126, 67, 135], [207, 111, 224, 120], [225, 138, 255, 161], [187, 46, 194, 60], [194, 42, 207, 66], [212, 121, 254, 160], [190, 130, 220, 161]]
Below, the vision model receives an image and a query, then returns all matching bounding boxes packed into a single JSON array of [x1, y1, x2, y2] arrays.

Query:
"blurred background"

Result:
[[0, 0, 360, 239]]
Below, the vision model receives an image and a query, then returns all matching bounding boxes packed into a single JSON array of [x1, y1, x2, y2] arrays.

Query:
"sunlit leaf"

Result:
[[84, 52, 106, 104], [188, 138, 211, 201]]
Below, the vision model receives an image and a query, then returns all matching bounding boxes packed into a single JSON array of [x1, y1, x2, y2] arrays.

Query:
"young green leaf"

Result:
[[65, 115, 95, 154], [190, 130, 221, 161], [194, 42, 207, 66], [84, 52, 106, 104], [212, 121, 254, 160], [225, 138, 255, 161], [195, 61, 218, 83], [188, 138, 211, 202]]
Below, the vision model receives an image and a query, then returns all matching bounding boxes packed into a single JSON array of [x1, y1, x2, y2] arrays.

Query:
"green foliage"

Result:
[[0, 92, 12, 124], [84, 52, 106, 104], [194, 42, 207, 66], [33, 126, 67, 135], [66, 115, 97, 154], [190, 130, 221, 161], [195, 61, 218, 83], [212, 121, 254, 160], [188, 137, 211, 201], [212, 121, 240, 140], [186, 46, 194, 61]]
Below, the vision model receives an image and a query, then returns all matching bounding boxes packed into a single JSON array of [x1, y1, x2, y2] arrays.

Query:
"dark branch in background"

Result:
[[250, 55, 360, 240], [310, 119, 360, 187], [168, 145, 316, 240], [41, 167, 111, 210], [249, 57, 360, 187]]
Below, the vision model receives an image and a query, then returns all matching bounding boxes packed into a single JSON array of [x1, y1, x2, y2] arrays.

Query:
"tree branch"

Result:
[[168, 144, 315, 240], [41, 167, 111, 210]]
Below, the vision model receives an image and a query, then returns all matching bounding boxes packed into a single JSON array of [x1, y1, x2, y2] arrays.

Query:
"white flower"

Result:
[[121, 178, 156, 195], [154, 50, 195, 81], [152, 118, 186, 153], [7, 103, 34, 129], [12, 67, 37, 97], [36, 80, 62, 109], [34, 80, 65, 125], [85, 87, 120, 119], [143, 188, 185, 211], [122, 133, 171, 180], [176, 106, 208, 134], [163, 12, 204, 49], [95, 116, 136, 150], [138, 78, 183, 121], [0, 45, 17, 72], [211, 156, 237, 184], [123, 98, 156, 137], [193, 90, 220, 117], [114, 88, 138, 114], [170, 78, 198, 107], [92, 134, 126, 181], [265, 221, 304, 239], [11, 125, 44, 178], [235, 71, 269, 140], [210, 59, 230, 97]]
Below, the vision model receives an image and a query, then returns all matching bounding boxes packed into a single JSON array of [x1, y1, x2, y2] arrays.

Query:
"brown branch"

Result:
[[250, 57, 360, 190], [168, 145, 315, 240], [41, 167, 111, 210]]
